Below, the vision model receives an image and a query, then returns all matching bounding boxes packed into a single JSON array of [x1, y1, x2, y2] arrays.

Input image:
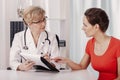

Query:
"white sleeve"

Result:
[[50, 34, 60, 58]]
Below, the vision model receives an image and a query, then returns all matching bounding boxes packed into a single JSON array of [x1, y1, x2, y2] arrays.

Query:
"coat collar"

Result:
[[25, 28, 48, 53]]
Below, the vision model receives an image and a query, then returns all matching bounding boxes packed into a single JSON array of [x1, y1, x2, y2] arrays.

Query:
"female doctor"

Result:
[[9, 6, 59, 71]]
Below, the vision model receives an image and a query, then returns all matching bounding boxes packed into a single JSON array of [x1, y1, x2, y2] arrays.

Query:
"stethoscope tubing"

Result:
[[23, 28, 51, 50]]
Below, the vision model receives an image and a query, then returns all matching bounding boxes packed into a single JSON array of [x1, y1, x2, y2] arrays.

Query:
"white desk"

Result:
[[0, 69, 97, 80]]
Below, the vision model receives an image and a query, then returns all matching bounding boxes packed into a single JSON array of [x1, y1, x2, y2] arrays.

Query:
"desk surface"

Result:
[[0, 69, 97, 80]]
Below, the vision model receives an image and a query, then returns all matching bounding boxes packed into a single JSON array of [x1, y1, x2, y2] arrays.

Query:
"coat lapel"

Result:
[[25, 29, 49, 55], [37, 31, 49, 54], [26, 28, 37, 54]]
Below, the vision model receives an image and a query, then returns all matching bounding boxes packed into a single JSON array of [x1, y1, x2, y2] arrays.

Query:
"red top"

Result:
[[86, 37, 120, 80]]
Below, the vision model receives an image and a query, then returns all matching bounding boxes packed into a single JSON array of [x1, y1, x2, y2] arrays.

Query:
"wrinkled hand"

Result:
[[17, 60, 35, 71]]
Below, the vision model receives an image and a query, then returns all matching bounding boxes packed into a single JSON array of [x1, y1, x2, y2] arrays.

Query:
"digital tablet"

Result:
[[33, 57, 59, 72]]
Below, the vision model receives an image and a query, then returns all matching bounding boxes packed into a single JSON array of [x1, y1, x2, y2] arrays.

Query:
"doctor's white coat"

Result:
[[9, 28, 59, 70]]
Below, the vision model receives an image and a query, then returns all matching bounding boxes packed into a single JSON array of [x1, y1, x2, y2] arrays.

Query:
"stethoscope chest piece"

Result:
[[23, 29, 50, 50], [23, 45, 29, 50]]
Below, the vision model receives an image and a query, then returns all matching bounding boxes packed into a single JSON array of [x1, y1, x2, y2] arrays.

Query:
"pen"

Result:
[[20, 54, 27, 61]]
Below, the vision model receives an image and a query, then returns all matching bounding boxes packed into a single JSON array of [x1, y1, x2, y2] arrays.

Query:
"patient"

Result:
[[53, 8, 120, 80]]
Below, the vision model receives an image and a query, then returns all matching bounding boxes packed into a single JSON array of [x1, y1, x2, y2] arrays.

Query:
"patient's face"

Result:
[[82, 16, 96, 37]]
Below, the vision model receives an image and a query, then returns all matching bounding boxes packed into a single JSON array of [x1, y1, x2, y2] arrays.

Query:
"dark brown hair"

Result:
[[84, 8, 109, 32]]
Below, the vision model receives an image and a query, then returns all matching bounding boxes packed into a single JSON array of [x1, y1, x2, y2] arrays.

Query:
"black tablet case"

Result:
[[33, 57, 59, 72]]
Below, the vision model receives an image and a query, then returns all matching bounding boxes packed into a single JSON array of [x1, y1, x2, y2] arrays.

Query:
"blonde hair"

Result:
[[23, 6, 45, 25]]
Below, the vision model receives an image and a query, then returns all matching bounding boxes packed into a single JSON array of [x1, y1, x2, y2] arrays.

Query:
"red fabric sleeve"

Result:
[[115, 43, 120, 58], [85, 38, 94, 55], [85, 40, 90, 55]]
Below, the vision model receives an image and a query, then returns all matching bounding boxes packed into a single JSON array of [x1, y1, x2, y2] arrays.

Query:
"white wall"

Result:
[[0, 0, 8, 69], [0, 0, 17, 69], [47, 0, 70, 57]]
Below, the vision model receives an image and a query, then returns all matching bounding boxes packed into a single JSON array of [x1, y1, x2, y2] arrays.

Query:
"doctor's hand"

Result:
[[43, 53, 56, 67], [43, 53, 51, 62], [17, 60, 35, 71]]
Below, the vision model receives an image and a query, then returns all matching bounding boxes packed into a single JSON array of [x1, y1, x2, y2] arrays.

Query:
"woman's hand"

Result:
[[17, 60, 35, 71], [52, 57, 69, 64]]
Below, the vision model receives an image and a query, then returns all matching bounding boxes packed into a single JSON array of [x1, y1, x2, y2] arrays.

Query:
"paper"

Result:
[[19, 53, 48, 68]]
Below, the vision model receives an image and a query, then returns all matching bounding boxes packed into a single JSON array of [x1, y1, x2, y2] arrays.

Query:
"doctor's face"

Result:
[[29, 16, 47, 31], [82, 16, 97, 37]]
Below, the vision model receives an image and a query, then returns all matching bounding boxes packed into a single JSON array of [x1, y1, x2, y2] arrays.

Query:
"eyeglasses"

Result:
[[32, 16, 47, 24]]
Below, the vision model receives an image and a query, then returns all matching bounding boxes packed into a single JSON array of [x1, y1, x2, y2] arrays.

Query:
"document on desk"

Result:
[[20, 53, 48, 68]]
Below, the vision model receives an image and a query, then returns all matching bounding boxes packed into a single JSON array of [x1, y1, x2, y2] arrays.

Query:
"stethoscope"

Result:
[[23, 28, 51, 50]]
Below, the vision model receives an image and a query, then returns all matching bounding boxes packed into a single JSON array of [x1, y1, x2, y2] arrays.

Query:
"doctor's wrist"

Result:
[[17, 66, 21, 71], [17, 64, 24, 71]]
